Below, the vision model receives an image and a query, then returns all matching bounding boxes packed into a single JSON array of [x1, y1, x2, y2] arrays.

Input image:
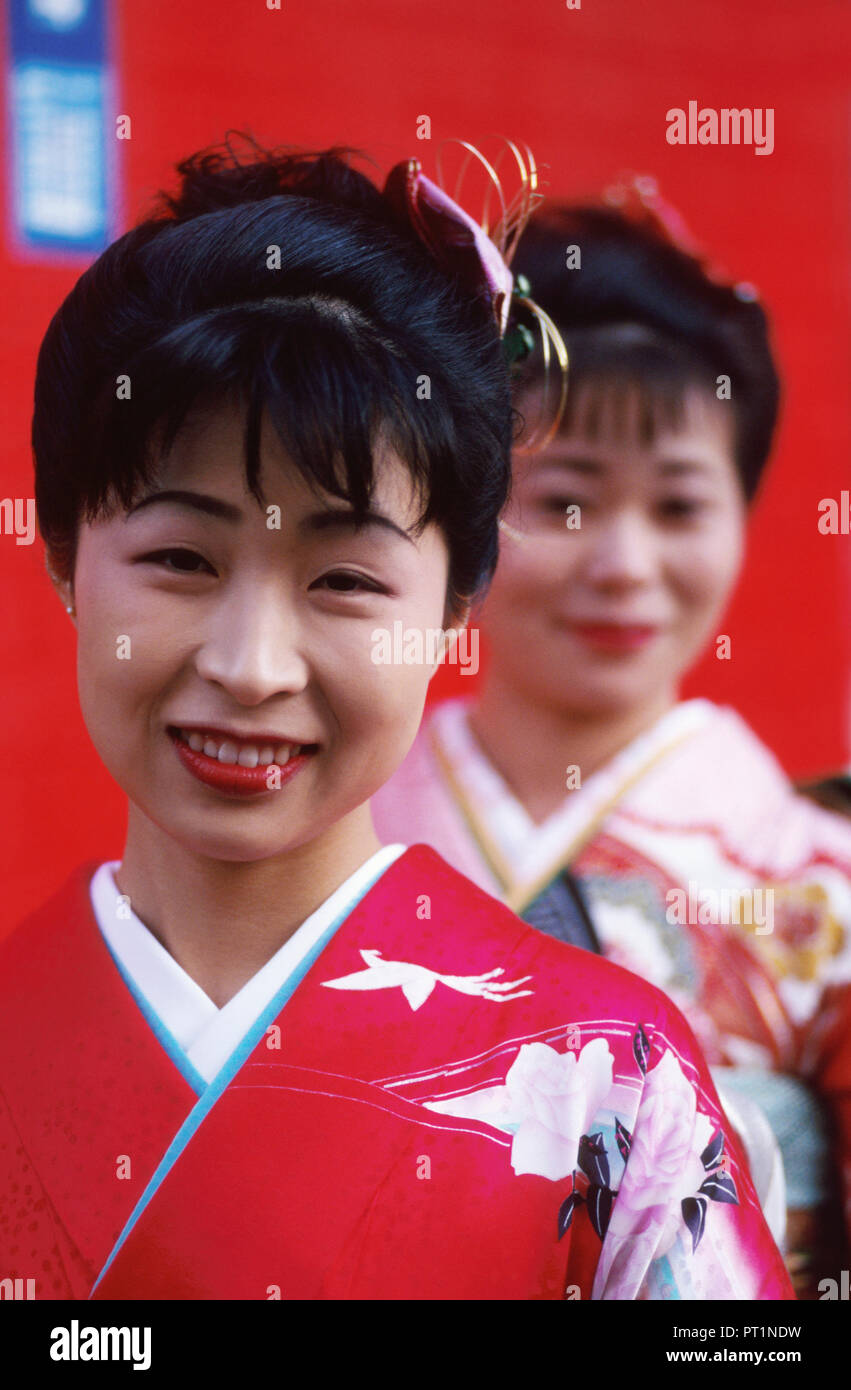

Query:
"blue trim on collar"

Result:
[[99, 932, 208, 1098], [89, 848, 403, 1297]]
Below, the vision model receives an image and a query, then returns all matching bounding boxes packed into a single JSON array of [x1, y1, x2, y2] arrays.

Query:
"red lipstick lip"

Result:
[[168, 729, 314, 798], [567, 621, 660, 652], [169, 723, 317, 748]]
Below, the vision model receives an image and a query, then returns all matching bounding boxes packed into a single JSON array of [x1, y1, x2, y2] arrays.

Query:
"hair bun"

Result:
[[153, 129, 390, 225]]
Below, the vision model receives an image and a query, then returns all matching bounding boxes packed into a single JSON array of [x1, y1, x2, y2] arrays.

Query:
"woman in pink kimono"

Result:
[[372, 180, 851, 1295]]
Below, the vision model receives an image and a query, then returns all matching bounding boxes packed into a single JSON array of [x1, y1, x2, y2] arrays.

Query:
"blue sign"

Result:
[[6, 0, 118, 257]]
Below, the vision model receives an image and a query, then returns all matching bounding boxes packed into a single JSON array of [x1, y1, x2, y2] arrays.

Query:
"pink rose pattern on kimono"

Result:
[[564, 1026, 739, 1267], [609, 1047, 720, 1257], [427, 1024, 737, 1271]]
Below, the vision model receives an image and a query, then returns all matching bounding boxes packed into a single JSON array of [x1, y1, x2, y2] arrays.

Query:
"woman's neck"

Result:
[[114, 804, 382, 1007], [467, 678, 677, 825]]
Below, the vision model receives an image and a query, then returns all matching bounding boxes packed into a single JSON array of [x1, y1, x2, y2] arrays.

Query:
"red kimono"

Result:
[[0, 846, 792, 1300]]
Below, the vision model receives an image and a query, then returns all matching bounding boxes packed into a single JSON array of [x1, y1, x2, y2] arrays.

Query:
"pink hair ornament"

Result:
[[383, 137, 569, 452]]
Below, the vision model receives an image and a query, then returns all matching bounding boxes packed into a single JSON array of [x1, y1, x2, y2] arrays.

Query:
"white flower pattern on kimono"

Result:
[[609, 1048, 714, 1257], [426, 1038, 615, 1182], [506, 1039, 615, 1181]]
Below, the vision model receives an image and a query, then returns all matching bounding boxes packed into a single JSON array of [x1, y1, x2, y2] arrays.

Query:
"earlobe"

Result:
[[45, 551, 76, 621], [429, 590, 472, 679], [426, 629, 454, 682], [427, 606, 470, 683], [443, 596, 471, 632]]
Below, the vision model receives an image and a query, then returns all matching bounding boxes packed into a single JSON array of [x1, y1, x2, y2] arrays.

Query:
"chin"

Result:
[[549, 681, 657, 720], [163, 819, 312, 864]]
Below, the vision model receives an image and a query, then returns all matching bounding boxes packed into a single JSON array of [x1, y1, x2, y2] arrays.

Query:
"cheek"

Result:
[[486, 547, 569, 617], [75, 627, 150, 768], [75, 591, 128, 724], [670, 529, 744, 618], [74, 553, 147, 693], [74, 598, 188, 761], [339, 664, 418, 721], [315, 620, 441, 737], [313, 649, 437, 808]]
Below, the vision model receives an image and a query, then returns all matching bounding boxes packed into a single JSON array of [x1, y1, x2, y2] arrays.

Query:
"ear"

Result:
[[427, 631, 452, 682], [45, 549, 76, 623], [427, 599, 472, 684], [442, 595, 471, 632]]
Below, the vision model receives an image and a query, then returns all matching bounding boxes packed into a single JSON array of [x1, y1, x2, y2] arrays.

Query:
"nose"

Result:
[[193, 577, 310, 705], [582, 509, 660, 590]]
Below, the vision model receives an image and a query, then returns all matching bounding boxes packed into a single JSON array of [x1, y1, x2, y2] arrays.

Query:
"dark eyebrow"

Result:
[[657, 459, 712, 477], [534, 458, 603, 475], [535, 457, 715, 479], [126, 490, 243, 523], [126, 491, 416, 543], [299, 509, 415, 545]]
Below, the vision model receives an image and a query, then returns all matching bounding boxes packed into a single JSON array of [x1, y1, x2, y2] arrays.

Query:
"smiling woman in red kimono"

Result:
[[0, 137, 791, 1301]]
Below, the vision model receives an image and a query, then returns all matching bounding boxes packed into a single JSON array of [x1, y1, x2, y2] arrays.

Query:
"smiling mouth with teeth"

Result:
[[169, 727, 316, 769]]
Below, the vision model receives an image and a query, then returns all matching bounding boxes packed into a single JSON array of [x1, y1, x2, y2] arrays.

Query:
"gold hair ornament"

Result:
[[383, 136, 569, 452]]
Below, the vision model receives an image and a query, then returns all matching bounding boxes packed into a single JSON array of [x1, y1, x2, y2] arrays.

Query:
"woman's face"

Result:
[[481, 381, 747, 718], [68, 405, 453, 862]]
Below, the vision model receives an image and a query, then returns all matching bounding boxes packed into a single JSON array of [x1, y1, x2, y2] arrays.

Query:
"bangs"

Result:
[[561, 373, 695, 448], [518, 322, 722, 448], [34, 144, 514, 606], [83, 297, 438, 530]]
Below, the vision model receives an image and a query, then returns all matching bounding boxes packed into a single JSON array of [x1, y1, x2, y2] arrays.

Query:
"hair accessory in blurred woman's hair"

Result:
[[383, 137, 568, 451], [602, 171, 760, 304]]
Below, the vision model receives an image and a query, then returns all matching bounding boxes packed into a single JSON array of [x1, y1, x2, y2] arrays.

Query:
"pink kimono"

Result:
[[372, 697, 851, 1249]]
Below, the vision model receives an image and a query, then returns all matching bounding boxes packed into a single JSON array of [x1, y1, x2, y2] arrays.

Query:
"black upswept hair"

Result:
[[513, 205, 781, 500], [32, 132, 514, 611]]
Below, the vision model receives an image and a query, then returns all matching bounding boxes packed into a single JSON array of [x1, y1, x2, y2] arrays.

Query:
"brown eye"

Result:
[[658, 498, 707, 521], [140, 549, 216, 574], [312, 571, 384, 594]]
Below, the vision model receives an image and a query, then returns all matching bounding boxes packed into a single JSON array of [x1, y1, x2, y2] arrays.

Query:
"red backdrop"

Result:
[[2, 0, 849, 930]]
